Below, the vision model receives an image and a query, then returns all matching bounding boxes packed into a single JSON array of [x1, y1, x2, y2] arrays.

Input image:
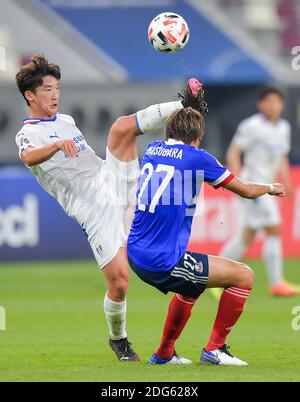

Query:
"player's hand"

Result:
[[56, 140, 78, 158], [268, 183, 285, 197]]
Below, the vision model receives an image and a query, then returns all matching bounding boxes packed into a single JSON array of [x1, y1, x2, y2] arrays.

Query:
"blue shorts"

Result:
[[128, 252, 209, 298]]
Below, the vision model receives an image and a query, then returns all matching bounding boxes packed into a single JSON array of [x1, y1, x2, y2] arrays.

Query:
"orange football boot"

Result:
[[270, 281, 299, 297]]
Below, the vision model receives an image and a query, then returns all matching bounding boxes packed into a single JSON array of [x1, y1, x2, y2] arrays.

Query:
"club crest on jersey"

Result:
[[20, 137, 30, 147]]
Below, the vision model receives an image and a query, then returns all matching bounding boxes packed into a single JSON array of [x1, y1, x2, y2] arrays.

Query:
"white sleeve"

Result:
[[15, 127, 41, 155], [232, 120, 255, 151], [59, 114, 76, 126]]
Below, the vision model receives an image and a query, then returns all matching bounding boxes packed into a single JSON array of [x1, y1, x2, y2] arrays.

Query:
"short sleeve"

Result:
[[59, 114, 76, 126], [15, 129, 39, 155], [201, 151, 235, 189], [232, 119, 255, 151]]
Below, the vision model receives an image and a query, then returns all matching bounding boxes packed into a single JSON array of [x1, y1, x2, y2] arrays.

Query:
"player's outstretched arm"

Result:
[[20, 140, 77, 167], [226, 143, 243, 176], [225, 177, 285, 199]]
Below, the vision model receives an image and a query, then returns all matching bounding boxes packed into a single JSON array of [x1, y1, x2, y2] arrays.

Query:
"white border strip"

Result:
[[209, 169, 231, 188]]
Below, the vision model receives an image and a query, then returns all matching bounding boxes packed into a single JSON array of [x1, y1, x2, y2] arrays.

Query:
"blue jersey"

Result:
[[127, 139, 234, 272]]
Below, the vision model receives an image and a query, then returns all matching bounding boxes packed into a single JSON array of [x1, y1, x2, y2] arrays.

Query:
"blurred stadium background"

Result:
[[1, 0, 300, 383], [0, 0, 299, 263]]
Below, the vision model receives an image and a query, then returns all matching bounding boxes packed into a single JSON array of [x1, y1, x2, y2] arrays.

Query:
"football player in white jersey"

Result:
[[220, 87, 299, 297], [15, 55, 191, 360]]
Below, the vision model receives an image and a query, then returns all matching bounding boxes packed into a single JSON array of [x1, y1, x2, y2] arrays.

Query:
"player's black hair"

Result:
[[166, 107, 205, 145], [259, 87, 285, 102], [16, 54, 61, 106]]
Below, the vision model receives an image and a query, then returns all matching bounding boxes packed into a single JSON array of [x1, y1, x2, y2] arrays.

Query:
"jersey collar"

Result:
[[165, 139, 185, 145], [259, 113, 282, 127], [23, 115, 57, 125]]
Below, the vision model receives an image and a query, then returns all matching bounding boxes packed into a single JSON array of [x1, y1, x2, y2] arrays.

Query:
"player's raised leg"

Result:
[[107, 77, 206, 164], [103, 87, 196, 360], [104, 101, 184, 357], [201, 256, 254, 366], [104, 79, 206, 361], [106, 98, 185, 209], [107, 102, 184, 162]]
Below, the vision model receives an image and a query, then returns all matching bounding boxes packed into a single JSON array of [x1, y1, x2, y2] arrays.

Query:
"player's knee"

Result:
[[230, 261, 254, 289], [109, 274, 129, 298], [237, 263, 255, 289]]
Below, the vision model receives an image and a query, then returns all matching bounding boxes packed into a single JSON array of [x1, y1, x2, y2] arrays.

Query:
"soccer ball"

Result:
[[148, 12, 190, 53]]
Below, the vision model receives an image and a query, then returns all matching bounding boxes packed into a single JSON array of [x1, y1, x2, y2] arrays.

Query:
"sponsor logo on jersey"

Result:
[[73, 135, 85, 144], [49, 132, 61, 139]]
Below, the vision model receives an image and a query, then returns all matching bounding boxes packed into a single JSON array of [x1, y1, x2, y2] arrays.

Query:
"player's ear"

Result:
[[24, 90, 35, 104]]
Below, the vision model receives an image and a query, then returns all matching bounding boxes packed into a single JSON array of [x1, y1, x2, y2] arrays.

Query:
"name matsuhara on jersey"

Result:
[[146, 145, 183, 160]]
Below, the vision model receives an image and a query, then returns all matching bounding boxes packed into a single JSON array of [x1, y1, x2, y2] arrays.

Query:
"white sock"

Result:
[[136, 101, 183, 134], [220, 236, 247, 261], [263, 236, 283, 286], [103, 293, 127, 341]]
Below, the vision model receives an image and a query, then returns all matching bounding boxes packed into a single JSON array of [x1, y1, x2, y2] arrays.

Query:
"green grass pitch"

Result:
[[0, 260, 300, 382]]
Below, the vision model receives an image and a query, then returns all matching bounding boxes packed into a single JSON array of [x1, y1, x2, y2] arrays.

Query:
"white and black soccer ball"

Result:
[[148, 12, 190, 53]]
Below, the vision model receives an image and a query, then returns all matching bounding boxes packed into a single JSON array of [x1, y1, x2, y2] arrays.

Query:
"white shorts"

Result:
[[241, 195, 281, 230], [83, 147, 139, 269]]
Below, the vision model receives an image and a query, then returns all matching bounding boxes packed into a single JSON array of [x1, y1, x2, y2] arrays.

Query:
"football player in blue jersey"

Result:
[[127, 79, 285, 366]]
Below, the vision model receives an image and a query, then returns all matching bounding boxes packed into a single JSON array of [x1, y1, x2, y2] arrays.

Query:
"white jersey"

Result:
[[232, 113, 291, 183], [16, 113, 104, 230], [16, 113, 140, 268]]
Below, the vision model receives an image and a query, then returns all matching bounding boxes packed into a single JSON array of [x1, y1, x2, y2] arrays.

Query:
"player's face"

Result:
[[258, 94, 284, 122], [27, 76, 60, 117]]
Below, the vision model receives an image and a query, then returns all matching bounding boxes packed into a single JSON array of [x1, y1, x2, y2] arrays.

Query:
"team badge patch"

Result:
[[20, 137, 30, 147], [194, 262, 204, 273]]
